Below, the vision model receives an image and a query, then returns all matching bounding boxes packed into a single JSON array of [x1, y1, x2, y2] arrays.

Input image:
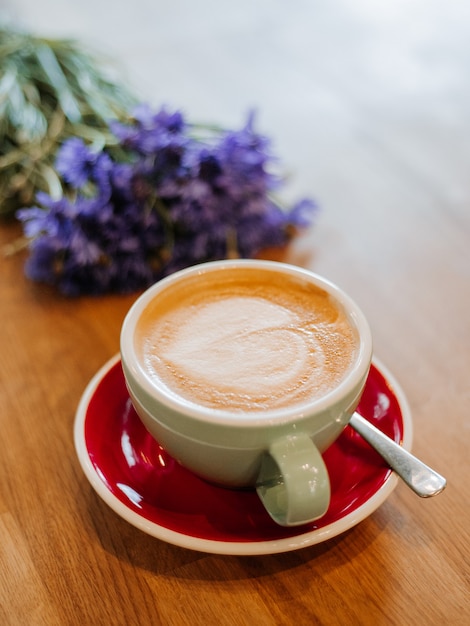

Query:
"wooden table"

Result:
[[1, 1, 469, 624]]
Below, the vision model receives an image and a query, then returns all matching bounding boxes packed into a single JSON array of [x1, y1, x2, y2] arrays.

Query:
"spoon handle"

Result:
[[349, 412, 447, 497]]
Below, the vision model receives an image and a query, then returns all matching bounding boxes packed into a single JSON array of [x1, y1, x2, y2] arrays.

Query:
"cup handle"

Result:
[[256, 433, 331, 526]]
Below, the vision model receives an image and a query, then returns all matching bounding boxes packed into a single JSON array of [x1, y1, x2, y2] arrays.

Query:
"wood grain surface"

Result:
[[1, 1, 469, 624]]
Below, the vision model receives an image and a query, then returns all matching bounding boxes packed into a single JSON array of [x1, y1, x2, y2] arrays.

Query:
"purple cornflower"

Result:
[[55, 137, 114, 204], [17, 105, 317, 295]]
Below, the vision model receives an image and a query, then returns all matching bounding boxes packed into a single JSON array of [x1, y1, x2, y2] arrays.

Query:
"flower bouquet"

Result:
[[2, 27, 316, 295]]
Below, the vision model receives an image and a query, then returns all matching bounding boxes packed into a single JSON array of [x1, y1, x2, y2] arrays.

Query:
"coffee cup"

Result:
[[120, 259, 372, 526]]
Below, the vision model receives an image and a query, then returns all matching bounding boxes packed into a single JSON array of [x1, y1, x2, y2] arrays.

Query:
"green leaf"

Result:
[[0, 65, 17, 102], [35, 43, 82, 123]]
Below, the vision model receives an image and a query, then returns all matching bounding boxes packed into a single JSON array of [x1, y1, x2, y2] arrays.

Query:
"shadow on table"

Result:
[[83, 485, 395, 581]]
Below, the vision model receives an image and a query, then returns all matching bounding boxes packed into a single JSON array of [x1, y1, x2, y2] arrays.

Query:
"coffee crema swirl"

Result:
[[135, 268, 357, 412]]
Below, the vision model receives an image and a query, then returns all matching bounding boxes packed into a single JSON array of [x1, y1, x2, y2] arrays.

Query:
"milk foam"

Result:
[[150, 296, 323, 397], [137, 269, 356, 412]]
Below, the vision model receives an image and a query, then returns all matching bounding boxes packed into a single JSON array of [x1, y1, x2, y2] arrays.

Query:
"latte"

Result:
[[135, 266, 357, 412]]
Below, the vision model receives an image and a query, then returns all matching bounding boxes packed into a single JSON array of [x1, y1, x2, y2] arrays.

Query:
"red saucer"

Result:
[[74, 355, 411, 555]]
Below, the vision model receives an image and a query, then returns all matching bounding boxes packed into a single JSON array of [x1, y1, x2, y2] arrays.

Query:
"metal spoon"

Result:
[[349, 412, 447, 497]]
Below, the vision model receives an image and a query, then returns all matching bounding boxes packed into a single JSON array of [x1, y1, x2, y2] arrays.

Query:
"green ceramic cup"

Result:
[[121, 260, 372, 526]]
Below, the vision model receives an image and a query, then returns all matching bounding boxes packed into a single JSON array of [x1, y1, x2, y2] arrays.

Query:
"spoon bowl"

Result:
[[349, 412, 447, 497]]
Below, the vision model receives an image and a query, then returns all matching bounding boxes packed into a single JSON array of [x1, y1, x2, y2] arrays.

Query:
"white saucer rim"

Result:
[[74, 354, 412, 556]]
